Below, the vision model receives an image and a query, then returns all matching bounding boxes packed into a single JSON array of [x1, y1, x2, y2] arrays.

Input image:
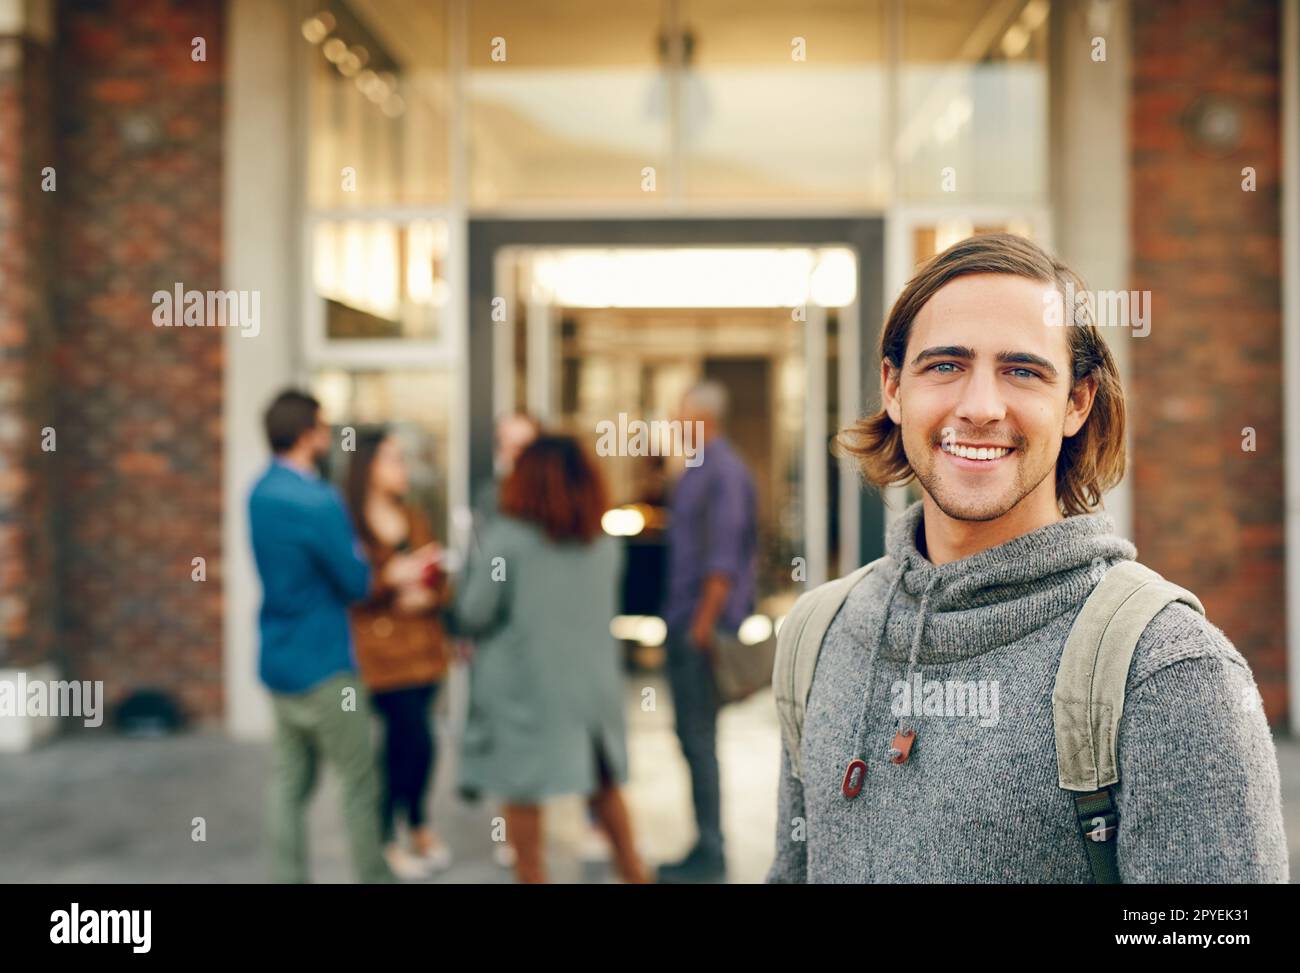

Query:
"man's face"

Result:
[[676, 395, 716, 442], [306, 413, 332, 463], [881, 273, 1095, 522]]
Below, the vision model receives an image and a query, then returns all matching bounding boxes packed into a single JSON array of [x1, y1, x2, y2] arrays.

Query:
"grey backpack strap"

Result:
[[1053, 560, 1206, 883], [773, 558, 887, 782]]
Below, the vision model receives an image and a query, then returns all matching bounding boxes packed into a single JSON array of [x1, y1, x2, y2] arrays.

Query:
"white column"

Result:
[[222, 0, 300, 739], [838, 292, 862, 574], [526, 289, 554, 421], [1051, 0, 1133, 539], [804, 303, 828, 587]]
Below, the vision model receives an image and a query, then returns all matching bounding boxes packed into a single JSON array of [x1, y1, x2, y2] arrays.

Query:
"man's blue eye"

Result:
[[931, 362, 957, 373], [1009, 367, 1037, 379]]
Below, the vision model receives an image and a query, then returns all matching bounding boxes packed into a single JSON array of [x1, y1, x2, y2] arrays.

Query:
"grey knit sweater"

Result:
[[766, 501, 1289, 883]]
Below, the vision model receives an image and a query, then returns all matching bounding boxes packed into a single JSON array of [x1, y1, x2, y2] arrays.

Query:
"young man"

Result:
[[658, 382, 758, 884], [250, 389, 412, 884], [766, 234, 1289, 883]]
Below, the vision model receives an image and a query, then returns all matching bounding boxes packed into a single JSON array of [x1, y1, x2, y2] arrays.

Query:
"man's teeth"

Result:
[[941, 443, 1012, 461]]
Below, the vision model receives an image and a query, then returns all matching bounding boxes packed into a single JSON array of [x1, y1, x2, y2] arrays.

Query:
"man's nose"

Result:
[[954, 367, 1007, 427]]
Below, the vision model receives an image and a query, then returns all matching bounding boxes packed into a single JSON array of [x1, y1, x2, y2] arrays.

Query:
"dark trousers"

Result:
[[665, 630, 724, 857], [370, 683, 439, 843]]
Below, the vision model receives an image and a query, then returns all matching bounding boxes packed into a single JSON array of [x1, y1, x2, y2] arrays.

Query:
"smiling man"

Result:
[[766, 233, 1288, 883]]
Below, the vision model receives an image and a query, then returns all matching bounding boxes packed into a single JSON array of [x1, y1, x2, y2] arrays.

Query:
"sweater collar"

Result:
[[870, 499, 1137, 664]]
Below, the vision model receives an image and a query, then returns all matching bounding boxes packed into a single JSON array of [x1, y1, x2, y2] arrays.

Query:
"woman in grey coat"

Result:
[[451, 434, 646, 883]]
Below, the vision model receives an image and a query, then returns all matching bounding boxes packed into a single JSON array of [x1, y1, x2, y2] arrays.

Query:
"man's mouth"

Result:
[[938, 442, 1016, 463]]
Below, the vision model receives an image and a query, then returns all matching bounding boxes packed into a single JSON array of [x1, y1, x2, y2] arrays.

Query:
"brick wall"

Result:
[[55, 0, 225, 721], [1130, 0, 1287, 724], [0, 34, 57, 674]]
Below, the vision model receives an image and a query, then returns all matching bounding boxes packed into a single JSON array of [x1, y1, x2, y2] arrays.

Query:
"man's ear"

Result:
[[881, 359, 902, 424], [1063, 373, 1097, 438]]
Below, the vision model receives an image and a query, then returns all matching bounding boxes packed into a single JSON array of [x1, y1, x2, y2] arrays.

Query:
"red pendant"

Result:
[[890, 728, 916, 765], [841, 758, 867, 798]]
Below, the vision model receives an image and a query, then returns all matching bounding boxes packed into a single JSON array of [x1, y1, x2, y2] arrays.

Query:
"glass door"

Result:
[[494, 244, 858, 634]]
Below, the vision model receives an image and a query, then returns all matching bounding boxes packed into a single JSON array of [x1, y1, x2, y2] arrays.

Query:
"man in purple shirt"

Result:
[[657, 382, 757, 884]]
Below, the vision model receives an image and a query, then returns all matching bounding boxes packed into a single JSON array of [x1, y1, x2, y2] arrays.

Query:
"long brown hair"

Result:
[[344, 426, 391, 549], [500, 434, 608, 544], [836, 233, 1126, 516]]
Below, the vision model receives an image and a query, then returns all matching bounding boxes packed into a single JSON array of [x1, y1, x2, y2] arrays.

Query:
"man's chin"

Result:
[[923, 482, 1023, 523]]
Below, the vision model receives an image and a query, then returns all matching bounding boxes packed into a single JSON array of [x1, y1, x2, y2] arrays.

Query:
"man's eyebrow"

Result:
[[910, 345, 974, 366], [909, 345, 1059, 380], [996, 351, 1058, 378]]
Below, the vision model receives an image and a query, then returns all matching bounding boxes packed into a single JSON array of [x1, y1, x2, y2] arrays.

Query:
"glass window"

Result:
[[303, 0, 1053, 210], [910, 217, 1039, 270], [900, 0, 1050, 204], [311, 218, 449, 342], [467, 0, 671, 205], [681, 0, 888, 204], [303, 2, 450, 208]]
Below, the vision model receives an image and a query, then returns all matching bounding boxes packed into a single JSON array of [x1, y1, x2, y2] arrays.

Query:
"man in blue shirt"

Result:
[[657, 382, 758, 884], [248, 389, 392, 883]]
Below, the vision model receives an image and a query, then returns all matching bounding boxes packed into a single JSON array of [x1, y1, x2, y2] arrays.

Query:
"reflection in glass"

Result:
[[681, 0, 887, 203], [900, 0, 1050, 203], [312, 219, 449, 341], [304, 0, 449, 208], [467, 0, 670, 205], [910, 219, 1036, 271]]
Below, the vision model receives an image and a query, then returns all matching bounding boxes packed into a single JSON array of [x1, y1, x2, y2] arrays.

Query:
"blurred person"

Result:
[[471, 411, 541, 525], [657, 381, 758, 884], [249, 390, 416, 884], [450, 435, 647, 884], [766, 234, 1288, 883], [467, 411, 540, 870], [345, 428, 452, 881]]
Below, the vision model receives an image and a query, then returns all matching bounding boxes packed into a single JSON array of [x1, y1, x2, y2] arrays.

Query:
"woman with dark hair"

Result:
[[451, 434, 646, 884], [345, 427, 452, 880]]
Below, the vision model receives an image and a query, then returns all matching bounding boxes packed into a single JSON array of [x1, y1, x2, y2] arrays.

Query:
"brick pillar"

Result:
[[1130, 0, 1287, 723], [0, 28, 57, 679], [55, 0, 225, 721]]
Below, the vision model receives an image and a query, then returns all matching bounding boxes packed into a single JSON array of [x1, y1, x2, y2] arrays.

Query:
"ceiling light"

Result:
[[300, 12, 335, 44], [322, 37, 347, 63]]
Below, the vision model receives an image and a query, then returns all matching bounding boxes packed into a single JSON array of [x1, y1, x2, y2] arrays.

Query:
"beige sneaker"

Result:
[[384, 844, 433, 881], [412, 829, 453, 873]]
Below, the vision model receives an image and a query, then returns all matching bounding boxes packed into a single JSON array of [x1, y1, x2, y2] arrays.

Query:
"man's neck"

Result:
[[275, 449, 317, 478], [919, 487, 1064, 566]]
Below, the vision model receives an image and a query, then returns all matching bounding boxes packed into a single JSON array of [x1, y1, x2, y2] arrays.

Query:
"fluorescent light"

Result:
[[528, 247, 856, 309]]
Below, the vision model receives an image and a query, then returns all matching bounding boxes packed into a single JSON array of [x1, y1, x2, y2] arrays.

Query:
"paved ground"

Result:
[[0, 674, 780, 884], [2, 673, 1298, 883]]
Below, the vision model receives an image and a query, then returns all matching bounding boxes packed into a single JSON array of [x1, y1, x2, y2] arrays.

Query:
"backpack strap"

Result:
[[1054, 560, 1206, 883], [773, 557, 887, 782]]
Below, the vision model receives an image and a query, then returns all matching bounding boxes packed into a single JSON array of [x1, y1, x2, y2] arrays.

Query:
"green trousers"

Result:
[[268, 672, 394, 883]]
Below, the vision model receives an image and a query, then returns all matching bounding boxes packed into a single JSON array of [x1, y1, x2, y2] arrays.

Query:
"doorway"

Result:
[[467, 218, 885, 617]]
